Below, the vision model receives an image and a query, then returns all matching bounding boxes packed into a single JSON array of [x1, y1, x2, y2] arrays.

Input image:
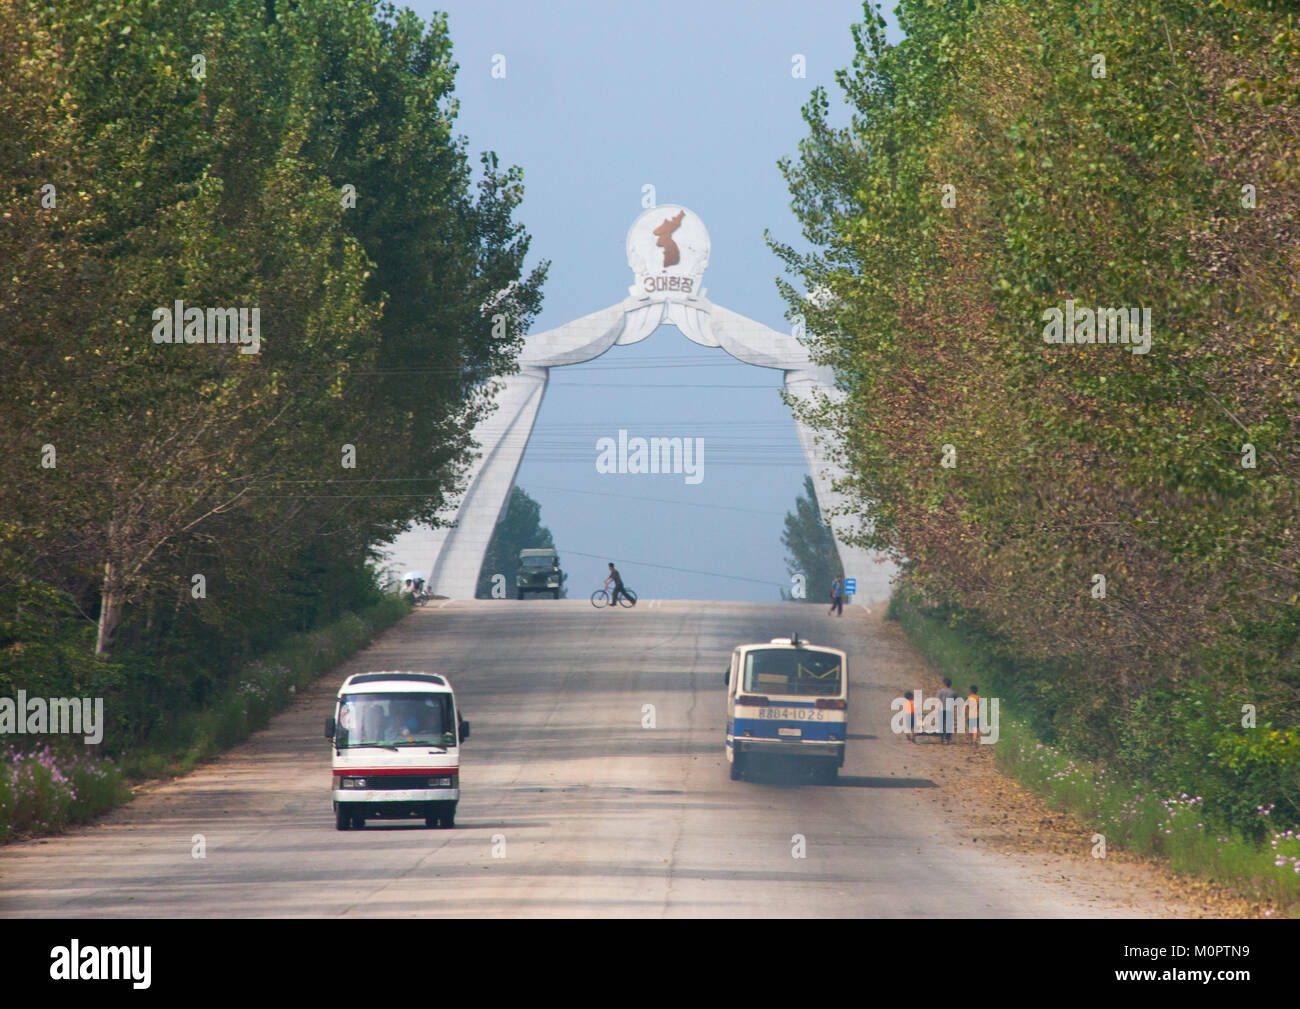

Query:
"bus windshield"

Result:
[[335, 692, 456, 748], [743, 648, 844, 697]]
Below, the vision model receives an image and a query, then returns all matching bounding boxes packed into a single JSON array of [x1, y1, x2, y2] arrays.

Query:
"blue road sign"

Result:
[[844, 577, 857, 595]]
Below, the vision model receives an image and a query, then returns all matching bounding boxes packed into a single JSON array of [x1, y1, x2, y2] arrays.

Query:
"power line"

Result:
[[302, 354, 789, 376], [525, 484, 787, 516], [549, 381, 783, 389], [563, 548, 783, 588]]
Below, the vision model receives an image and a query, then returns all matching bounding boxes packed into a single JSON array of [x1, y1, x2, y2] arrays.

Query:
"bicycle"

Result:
[[590, 586, 637, 608]]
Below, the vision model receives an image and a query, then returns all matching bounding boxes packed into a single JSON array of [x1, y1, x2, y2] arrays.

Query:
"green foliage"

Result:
[[0, 598, 404, 841], [780, 475, 842, 601], [0, 583, 119, 702], [0, 1, 543, 841], [0, 1, 544, 770], [0, 745, 130, 843], [116, 596, 407, 778], [475, 487, 561, 598], [779, 0, 1300, 838], [894, 596, 1300, 910]]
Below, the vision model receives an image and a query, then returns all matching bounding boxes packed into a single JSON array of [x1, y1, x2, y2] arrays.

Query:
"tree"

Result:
[[475, 487, 561, 598], [0, 0, 547, 664], [0, 1, 547, 750], [770, 0, 1300, 831], [780, 476, 841, 602]]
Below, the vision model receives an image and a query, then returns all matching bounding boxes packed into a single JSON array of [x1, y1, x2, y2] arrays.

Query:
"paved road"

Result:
[[0, 600, 1144, 917]]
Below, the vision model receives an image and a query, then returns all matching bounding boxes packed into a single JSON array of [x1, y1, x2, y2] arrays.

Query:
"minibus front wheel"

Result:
[[729, 750, 746, 781]]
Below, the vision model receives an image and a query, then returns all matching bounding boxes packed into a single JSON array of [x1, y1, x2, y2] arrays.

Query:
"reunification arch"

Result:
[[386, 205, 893, 603]]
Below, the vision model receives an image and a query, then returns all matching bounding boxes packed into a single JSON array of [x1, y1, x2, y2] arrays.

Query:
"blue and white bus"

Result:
[[724, 635, 848, 783]]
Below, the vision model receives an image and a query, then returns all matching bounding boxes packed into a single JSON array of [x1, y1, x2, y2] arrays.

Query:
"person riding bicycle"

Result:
[[606, 562, 630, 610]]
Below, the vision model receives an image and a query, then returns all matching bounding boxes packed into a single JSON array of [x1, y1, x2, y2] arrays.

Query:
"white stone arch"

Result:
[[385, 206, 893, 603]]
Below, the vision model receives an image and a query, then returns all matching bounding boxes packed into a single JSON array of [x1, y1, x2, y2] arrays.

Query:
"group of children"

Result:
[[902, 678, 980, 743]]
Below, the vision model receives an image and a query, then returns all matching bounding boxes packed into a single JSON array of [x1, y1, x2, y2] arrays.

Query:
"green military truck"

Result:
[[517, 548, 563, 599]]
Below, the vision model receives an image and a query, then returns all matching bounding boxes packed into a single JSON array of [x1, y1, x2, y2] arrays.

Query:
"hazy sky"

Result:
[[406, 0, 902, 600]]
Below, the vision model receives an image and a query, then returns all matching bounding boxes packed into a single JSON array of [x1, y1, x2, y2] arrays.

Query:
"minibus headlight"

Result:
[[428, 776, 454, 787], [339, 777, 366, 789]]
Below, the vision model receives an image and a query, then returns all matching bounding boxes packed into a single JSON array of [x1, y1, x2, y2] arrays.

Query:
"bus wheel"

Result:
[[335, 806, 350, 831], [730, 751, 745, 781], [351, 813, 366, 829], [439, 804, 456, 828], [817, 762, 838, 785]]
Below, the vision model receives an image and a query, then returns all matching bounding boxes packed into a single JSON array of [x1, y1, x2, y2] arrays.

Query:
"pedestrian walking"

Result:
[[829, 575, 844, 617]]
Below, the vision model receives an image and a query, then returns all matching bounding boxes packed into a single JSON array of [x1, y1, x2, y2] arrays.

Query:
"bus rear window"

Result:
[[743, 649, 843, 696]]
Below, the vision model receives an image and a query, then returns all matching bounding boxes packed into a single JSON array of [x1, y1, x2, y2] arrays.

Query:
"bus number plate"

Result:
[[759, 708, 824, 721], [777, 727, 801, 737]]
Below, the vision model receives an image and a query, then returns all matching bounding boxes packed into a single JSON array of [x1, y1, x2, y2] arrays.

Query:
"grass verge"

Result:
[[0, 595, 409, 843], [888, 594, 1300, 915]]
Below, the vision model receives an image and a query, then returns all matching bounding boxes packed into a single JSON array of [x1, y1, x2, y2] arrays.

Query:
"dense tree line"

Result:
[[773, 0, 1298, 831], [0, 0, 545, 748], [780, 475, 841, 602]]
